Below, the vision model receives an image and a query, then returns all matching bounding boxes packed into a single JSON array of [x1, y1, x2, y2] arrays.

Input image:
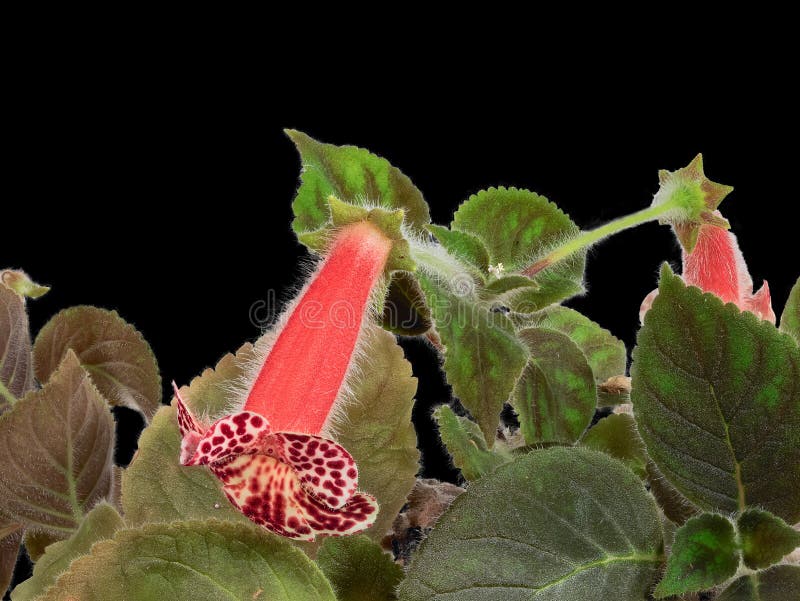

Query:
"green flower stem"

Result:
[[523, 200, 680, 276]]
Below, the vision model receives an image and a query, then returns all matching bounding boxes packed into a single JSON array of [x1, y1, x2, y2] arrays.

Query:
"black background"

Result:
[[4, 82, 798, 593]]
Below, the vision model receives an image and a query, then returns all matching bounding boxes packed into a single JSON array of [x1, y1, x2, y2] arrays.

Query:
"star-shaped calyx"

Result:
[[652, 153, 734, 252]]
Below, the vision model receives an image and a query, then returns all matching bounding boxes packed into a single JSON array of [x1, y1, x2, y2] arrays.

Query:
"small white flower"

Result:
[[488, 263, 505, 277]]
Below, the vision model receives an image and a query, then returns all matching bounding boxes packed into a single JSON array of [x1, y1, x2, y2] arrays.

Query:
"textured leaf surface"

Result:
[[532, 306, 627, 382], [399, 447, 664, 601], [645, 461, 699, 526], [418, 273, 528, 442], [40, 520, 336, 601], [0, 352, 114, 534], [287, 129, 430, 235], [581, 414, 648, 479], [12, 503, 123, 601], [1, 520, 22, 597], [780, 276, 800, 343], [654, 513, 738, 598], [632, 265, 800, 522], [323, 326, 419, 543], [33, 306, 161, 420], [737, 508, 800, 570], [513, 328, 596, 445], [433, 405, 509, 481], [451, 187, 585, 310], [22, 530, 61, 563], [426, 225, 490, 272], [121, 405, 250, 526], [0, 285, 34, 411], [317, 535, 403, 601], [717, 566, 800, 601]]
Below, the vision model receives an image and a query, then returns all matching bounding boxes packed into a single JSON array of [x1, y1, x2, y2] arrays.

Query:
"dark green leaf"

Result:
[[0, 352, 114, 535], [646, 461, 700, 526], [22, 530, 62, 562], [451, 187, 585, 310], [581, 414, 648, 479], [39, 520, 336, 601], [317, 535, 403, 601], [1, 520, 22, 597], [737, 508, 800, 570], [780, 276, 800, 344], [632, 264, 800, 522], [399, 447, 664, 601], [717, 566, 800, 601], [33, 306, 161, 421], [654, 513, 739, 598], [418, 273, 528, 442], [382, 272, 432, 336], [483, 275, 539, 295], [426, 225, 490, 272], [322, 326, 420, 543], [0, 285, 34, 412], [433, 405, 509, 481], [12, 503, 123, 601], [287, 129, 430, 236], [513, 328, 596, 445]]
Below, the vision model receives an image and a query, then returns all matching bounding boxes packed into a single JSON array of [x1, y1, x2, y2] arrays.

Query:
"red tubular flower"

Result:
[[175, 221, 392, 540], [641, 216, 775, 323]]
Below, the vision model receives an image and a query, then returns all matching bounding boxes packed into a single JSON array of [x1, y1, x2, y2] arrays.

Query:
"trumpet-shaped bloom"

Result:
[[641, 217, 775, 323], [175, 221, 392, 540]]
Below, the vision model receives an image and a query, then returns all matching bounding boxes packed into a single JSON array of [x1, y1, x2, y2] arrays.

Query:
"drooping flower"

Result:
[[175, 219, 394, 540], [640, 215, 775, 323]]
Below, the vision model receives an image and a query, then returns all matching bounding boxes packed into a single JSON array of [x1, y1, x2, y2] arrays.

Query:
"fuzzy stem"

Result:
[[523, 201, 679, 276], [244, 222, 392, 434]]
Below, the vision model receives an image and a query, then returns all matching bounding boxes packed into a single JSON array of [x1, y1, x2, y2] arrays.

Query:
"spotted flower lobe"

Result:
[[173, 385, 377, 541]]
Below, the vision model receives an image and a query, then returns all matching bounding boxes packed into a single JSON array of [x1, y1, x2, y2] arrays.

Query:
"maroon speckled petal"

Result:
[[187, 411, 272, 466]]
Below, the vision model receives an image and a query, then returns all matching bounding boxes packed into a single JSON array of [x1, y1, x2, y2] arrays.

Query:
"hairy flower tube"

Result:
[[640, 215, 775, 323], [175, 221, 393, 540]]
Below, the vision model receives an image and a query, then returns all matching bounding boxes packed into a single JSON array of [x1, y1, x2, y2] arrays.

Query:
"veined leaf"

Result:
[[716, 566, 800, 601], [512, 327, 596, 445], [399, 447, 664, 601], [33, 306, 161, 421], [426, 225, 490, 273], [451, 187, 585, 310], [433, 405, 509, 481], [654, 513, 739, 598], [632, 265, 800, 522], [39, 520, 336, 601], [0, 285, 34, 412], [11, 502, 123, 601], [287, 129, 430, 236], [0, 352, 114, 535], [737, 508, 800, 570], [418, 273, 529, 442], [317, 535, 403, 601]]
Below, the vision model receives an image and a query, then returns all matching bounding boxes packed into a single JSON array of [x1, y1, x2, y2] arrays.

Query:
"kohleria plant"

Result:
[[1, 133, 798, 600]]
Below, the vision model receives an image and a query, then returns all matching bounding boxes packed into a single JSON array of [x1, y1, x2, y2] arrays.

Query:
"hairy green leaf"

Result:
[[483, 275, 539, 295], [1, 520, 22, 597], [0, 285, 34, 412], [632, 265, 800, 522], [317, 535, 403, 601], [426, 225, 490, 273], [323, 326, 420, 543], [581, 414, 648, 479], [780, 276, 800, 343], [0, 352, 114, 535], [654, 513, 739, 598], [717, 566, 800, 601], [382, 272, 432, 336], [12, 503, 123, 601], [418, 273, 529, 442], [40, 520, 336, 601], [433, 405, 509, 481], [451, 187, 585, 310], [532, 306, 627, 383], [287, 129, 430, 236], [737, 508, 800, 570], [399, 447, 664, 601], [645, 461, 699, 526], [33, 306, 161, 421], [513, 328, 596, 445]]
